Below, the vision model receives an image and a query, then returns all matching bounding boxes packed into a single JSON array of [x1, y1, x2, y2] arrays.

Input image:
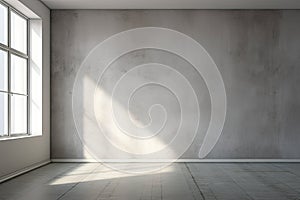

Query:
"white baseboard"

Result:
[[51, 159, 300, 163], [0, 160, 51, 183]]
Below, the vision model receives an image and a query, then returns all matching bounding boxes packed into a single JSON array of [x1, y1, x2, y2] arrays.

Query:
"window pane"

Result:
[[11, 11, 27, 54], [11, 94, 27, 134], [0, 92, 8, 136], [0, 50, 7, 91], [0, 3, 8, 45], [11, 54, 27, 94]]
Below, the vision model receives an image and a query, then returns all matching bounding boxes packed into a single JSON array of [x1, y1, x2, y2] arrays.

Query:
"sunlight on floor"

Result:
[[49, 163, 175, 185]]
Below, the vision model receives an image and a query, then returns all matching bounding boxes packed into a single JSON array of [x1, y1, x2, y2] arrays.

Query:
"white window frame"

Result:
[[0, 0, 30, 138]]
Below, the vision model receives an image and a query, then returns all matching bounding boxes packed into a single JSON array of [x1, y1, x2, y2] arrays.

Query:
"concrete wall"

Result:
[[51, 10, 300, 159], [0, 0, 50, 179]]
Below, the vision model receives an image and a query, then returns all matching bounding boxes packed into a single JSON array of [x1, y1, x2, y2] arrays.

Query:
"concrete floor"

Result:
[[0, 163, 300, 200]]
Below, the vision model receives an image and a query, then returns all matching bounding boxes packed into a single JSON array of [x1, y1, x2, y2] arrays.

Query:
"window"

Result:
[[0, 0, 29, 137]]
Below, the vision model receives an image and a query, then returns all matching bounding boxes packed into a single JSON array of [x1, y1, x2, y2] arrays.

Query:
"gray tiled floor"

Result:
[[0, 163, 300, 200]]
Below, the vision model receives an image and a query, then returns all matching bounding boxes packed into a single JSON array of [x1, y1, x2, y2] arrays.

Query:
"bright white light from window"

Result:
[[11, 11, 27, 54], [11, 54, 27, 95], [0, 93, 8, 136], [0, 50, 7, 91], [11, 94, 27, 134], [30, 20, 43, 135], [0, 1, 43, 139], [0, 3, 8, 45]]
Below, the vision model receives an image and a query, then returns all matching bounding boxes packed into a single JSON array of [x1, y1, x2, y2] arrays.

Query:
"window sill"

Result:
[[0, 134, 42, 141]]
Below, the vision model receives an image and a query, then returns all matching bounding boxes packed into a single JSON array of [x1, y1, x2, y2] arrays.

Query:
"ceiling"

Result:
[[41, 0, 300, 9]]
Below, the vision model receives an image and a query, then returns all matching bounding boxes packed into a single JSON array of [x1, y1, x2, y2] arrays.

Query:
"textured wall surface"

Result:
[[51, 10, 300, 159]]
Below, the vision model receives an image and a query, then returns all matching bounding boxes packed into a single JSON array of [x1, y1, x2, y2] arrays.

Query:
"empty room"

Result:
[[0, 0, 300, 199]]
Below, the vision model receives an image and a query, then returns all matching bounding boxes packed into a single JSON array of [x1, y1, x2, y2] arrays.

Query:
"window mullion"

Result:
[[7, 54, 11, 137], [7, 6, 11, 137], [27, 19, 30, 135], [0, 43, 9, 51]]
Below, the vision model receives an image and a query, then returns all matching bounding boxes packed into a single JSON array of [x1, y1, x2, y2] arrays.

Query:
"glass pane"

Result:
[[0, 50, 7, 91], [0, 3, 8, 45], [11, 54, 27, 94], [0, 92, 8, 136], [11, 11, 27, 54], [11, 94, 27, 134]]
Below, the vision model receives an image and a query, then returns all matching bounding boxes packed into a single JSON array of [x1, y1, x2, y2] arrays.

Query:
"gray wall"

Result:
[[51, 10, 300, 159], [0, 0, 50, 179]]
